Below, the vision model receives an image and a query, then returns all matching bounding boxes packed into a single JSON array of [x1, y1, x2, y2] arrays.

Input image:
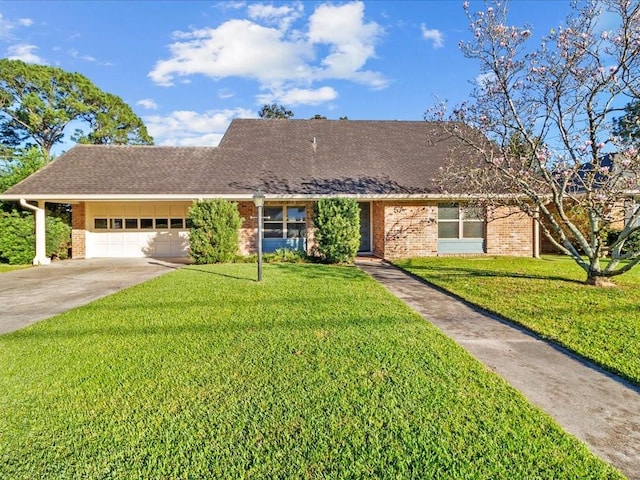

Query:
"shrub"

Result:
[[188, 199, 242, 264], [313, 198, 360, 263], [606, 229, 640, 255], [0, 210, 70, 264]]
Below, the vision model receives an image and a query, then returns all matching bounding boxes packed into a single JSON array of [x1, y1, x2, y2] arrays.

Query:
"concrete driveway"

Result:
[[0, 258, 188, 335]]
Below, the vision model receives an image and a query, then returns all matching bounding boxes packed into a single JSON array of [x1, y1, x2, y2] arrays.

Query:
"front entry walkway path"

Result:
[[356, 258, 640, 480], [0, 258, 187, 335]]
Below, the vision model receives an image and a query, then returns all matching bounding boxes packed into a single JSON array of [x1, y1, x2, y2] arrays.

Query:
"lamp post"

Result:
[[253, 192, 265, 282]]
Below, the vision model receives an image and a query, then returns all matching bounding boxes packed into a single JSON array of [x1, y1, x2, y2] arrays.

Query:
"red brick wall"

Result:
[[486, 206, 534, 256], [71, 202, 86, 259], [372, 201, 385, 258], [380, 201, 438, 260], [237, 201, 256, 256]]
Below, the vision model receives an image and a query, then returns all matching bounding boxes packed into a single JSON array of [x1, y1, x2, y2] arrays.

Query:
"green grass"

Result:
[[0, 264, 30, 273], [0, 263, 621, 479], [396, 255, 640, 385]]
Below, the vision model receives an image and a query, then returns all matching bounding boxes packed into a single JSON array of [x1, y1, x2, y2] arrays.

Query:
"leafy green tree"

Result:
[[187, 199, 242, 264], [614, 100, 640, 146], [0, 147, 45, 194], [0, 59, 153, 159], [258, 104, 294, 119], [313, 198, 360, 264]]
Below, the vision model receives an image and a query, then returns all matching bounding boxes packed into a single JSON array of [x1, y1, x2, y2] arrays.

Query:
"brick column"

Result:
[[71, 202, 86, 259]]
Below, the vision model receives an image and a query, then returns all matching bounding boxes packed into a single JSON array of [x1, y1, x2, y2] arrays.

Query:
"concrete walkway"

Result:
[[0, 258, 187, 335], [356, 258, 640, 479]]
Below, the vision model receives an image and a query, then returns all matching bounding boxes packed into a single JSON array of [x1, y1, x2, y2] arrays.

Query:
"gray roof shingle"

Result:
[[3, 119, 479, 198]]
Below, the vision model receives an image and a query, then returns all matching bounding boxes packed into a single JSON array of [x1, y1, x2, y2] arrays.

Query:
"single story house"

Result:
[[0, 119, 539, 264]]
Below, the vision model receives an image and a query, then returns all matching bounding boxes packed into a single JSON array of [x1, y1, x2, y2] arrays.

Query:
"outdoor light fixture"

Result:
[[253, 192, 266, 281]]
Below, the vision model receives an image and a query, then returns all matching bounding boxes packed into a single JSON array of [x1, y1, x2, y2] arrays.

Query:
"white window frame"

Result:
[[438, 203, 485, 239]]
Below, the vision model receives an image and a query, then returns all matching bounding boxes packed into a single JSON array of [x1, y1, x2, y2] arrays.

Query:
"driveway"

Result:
[[0, 258, 188, 335]]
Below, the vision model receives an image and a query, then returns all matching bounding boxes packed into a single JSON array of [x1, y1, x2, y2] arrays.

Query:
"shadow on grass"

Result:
[[402, 264, 585, 285]]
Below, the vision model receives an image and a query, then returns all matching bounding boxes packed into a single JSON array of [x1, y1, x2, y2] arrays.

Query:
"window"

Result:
[[140, 218, 154, 229], [94, 218, 108, 229], [92, 216, 188, 230], [264, 205, 306, 239], [438, 203, 484, 239]]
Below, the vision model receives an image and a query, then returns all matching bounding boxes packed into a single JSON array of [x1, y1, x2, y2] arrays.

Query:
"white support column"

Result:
[[19, 199, 51, 265], [533, 208, 541, 259]]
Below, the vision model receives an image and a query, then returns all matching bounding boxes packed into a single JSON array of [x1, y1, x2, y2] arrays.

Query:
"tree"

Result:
[[427, 0, 640, 286], [614, 100, 640, 146], [0, 147, 45, 194], [258, 103, 294, 119], [0, 59, 153, 159], [312, 198, 360, 263]]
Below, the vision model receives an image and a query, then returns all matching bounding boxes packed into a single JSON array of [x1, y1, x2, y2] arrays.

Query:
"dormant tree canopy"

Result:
[[427, 0, 640, 286]]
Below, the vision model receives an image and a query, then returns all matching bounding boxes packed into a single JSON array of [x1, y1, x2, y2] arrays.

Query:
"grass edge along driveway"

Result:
[[395, 255, 640, 386], [0, 263, 623, 479]]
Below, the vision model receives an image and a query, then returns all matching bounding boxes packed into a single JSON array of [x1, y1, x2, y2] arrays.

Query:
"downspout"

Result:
[[19, 199, 51, 265]]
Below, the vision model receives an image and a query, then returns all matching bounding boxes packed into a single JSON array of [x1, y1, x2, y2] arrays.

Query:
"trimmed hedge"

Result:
[[313, 198, 360, 263], [187, 199, 242, 264]]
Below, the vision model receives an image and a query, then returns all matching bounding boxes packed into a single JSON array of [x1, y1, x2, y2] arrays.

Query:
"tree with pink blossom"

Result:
[[428, 0, 640, 286]]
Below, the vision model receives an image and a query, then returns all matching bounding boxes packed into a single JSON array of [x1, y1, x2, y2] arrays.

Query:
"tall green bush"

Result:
[[0, 210, 70, 264], [313, 198, 360, 263], [188, 199, 242, 264]]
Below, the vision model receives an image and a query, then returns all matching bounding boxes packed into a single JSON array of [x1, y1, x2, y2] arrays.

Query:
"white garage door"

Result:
[[85, 202, 191, 258], [87, 230, 189, 258]]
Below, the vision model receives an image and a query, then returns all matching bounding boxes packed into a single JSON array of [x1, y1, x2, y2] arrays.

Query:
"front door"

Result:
[[358, 202, 371, 252]]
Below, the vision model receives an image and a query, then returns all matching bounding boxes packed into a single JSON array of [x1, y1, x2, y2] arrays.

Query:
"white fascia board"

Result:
[[0, 192, 527, 203]]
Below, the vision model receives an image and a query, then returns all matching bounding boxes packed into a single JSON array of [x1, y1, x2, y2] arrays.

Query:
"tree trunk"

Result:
[[586, 273, 617, 288]]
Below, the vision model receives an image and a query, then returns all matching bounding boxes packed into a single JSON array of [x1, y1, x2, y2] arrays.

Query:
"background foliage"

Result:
[[0, 210, 70, 264]]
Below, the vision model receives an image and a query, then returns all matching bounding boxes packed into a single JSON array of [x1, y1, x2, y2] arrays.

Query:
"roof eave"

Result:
[[0, 192, 525, 203]]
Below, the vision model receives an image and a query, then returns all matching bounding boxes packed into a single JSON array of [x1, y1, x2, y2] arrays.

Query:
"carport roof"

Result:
[[2, 119, 484, 200]]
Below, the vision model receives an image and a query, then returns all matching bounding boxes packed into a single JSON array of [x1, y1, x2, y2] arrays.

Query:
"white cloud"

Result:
[[137, 98, 158, 110], [217, 88, 235, 99], [421, 24, 444, 49], [149, 19, 313, 87], [144, 107, 255, 146], [0, 13, 33, 38], [69, 49, 96, 62], [7, 44, 45, 64], [258, 86, 338, 106], [248, 2, 303, 30], [149, 1, 386, 104], [307, 2, 386, 87]]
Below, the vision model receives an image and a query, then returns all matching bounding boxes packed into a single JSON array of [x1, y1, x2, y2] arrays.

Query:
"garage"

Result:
[[84, 202, 191, 258]]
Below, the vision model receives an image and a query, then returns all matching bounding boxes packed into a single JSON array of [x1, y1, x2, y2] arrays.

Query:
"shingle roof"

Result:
[[3, 119, 480, 198]]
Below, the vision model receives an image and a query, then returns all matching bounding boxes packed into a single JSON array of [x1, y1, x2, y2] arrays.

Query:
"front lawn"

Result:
[[0, 264, 30, 273], [0, 263, 621, 478], [395, 256, 640, 385]]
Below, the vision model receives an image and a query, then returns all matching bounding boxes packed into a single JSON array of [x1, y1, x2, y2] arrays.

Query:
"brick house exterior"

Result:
[[2, 119, 538, 263]]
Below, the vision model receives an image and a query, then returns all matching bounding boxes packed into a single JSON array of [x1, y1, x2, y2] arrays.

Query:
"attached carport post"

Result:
[[19, 199, 51, 265]]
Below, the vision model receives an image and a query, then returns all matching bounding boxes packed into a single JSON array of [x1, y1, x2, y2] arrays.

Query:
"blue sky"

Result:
[[0, 1, 574, 152]]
